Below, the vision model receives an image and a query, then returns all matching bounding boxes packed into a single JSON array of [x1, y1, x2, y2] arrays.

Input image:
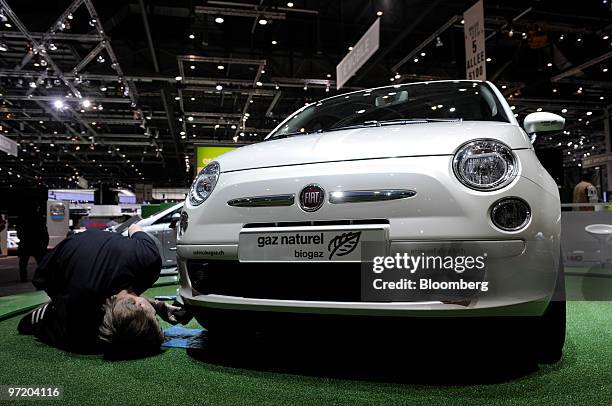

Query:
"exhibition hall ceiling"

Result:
[[0, 0, 610, 187]]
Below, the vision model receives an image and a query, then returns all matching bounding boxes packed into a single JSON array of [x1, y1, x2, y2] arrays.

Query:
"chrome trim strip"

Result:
[[329, 189, 416, 204], [227, 194, 295, 207]]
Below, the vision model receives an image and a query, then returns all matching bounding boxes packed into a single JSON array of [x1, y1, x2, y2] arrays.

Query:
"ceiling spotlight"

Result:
[[217, 65, 224, 70], [190, 97, 195, 101], [413, 58, 419, 63], [188, 33, 195, 39], [376, 11, 383, 16], [420, 52, 426, 57], [275, 83, 280, 90], [326, 74, 332, 78], [67, 13, 73, 20], [586, 111, 593, 116], [603, 35, 610, 40], [96, 55, 105, 63], [53, 99, 65, 109], [303, 84, 308, 90], [547, 62, 553, 67], [258, 18, 268, 25], [215, 84, 223, 91], [287, 2, 294, 7], [189, 65, 195, 70], [256, 81, 263, 86], [0, 42, 8, 52], [603, 67, 609, 72], [486, 57, 492, 62], [100, 84, 107, 91], [559, 34, 565, 41], [175, 76, 183, 81], [187, 116, 194, 121], [348, 46, 353, 51], [394, 73, 401, 79], [508, 28, 514, 37], [4, 22, 12, 28], [81, 99, 92, 108], [271, 40, 277, 45], [435, 36, 443, 47], [28, 81, 36, 88], [215, 16, 224, 24]]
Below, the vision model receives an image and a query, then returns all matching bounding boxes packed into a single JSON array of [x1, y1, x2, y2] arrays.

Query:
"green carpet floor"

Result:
[[0, 283, 610, 405]]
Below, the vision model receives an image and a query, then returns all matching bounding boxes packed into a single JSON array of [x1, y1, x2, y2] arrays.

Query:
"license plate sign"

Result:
[[239, 227, 387, 262]]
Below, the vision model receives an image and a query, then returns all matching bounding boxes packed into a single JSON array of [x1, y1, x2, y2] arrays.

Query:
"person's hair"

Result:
[[98, 296, 164, 359]]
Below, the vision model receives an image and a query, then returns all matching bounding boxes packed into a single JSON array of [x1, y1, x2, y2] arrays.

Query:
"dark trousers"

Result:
[[18, 251, 46, 282]]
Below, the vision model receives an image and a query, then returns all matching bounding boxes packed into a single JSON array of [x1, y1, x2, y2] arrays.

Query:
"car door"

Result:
[[148, 208, 180, 267]]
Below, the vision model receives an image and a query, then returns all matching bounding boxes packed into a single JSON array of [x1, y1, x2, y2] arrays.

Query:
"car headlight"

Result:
[[453, 139, 518, 191], [188, 161, 220, 206]]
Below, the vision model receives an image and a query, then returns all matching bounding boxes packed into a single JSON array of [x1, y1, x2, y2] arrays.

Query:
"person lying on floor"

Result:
[[17, 224, 189, 359]]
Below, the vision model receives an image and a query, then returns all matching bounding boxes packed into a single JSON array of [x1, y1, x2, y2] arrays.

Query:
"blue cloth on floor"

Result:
[[162, 325, 205, 349]]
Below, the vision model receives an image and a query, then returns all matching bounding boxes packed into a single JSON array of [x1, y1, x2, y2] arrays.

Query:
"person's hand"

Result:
[[128, 223, 143, 237]]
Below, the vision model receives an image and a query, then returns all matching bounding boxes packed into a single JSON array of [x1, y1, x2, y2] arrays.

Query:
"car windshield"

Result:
[[268, 81, 509, 139]]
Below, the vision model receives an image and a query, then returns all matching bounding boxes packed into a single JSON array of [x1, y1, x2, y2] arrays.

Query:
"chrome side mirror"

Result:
[[169, 212, 181, 229]]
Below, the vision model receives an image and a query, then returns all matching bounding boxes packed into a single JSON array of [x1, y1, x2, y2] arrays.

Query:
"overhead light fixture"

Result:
[[256, 81, 263, 86], [435, 36, 443, 47], [217, 65, 224, 70], [377, 11, 383, 16], [96, 55, 105, 63], [28, 81, 36, 88], [271, 40, 277, 45], [189, 65, 195, 70], [275, 83, 280, 90], [53, 99, 64, 109], [190, 97, 195, 101], [215, 17, 224, 24], [175, 76, 183, 81], [287, 2, 294, 7], [348, 46, 353, 51], [486, 57, 492, 62], [4, 22, 12, 28], [81, 99, 92, 108], [215, 84, 223, 91], [547, 62, 553, 67], [413, 58, 419, 63], [420, 52, 426, 57], [326, 74, 331, 78], [0, 42, 8, 52], [603, 67, 609, 72], [188, 33, 195, 39], [586, 111, 593, 116], [258, 18, 268, 25], [174, 96, 180, 100], [187, 116, 194, 121], [603, 35, 610, 40]]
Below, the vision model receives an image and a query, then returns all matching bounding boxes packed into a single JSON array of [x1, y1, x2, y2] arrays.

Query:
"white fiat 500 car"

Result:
[[177, 80, 565, 362]]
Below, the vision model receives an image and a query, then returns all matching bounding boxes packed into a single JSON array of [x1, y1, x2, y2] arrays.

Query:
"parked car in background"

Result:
[[177, 80, 566, 363], [119, 203, 183, 272], [7, 230, 19, 254]]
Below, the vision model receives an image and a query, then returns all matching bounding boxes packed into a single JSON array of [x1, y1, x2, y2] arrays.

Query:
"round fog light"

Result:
[[491, 198, 531, 231]]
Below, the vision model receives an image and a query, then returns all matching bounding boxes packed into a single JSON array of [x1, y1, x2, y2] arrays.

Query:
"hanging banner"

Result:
[[464, 0, 486, 80], [0, 133, 17, 157], [336, 18, 380, 90]]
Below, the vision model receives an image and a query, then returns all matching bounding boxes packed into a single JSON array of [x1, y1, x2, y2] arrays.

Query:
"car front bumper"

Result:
[[177, 237, 558, 318]]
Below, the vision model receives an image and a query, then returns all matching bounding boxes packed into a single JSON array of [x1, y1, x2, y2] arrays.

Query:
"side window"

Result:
[[154, 209, 180, 225]]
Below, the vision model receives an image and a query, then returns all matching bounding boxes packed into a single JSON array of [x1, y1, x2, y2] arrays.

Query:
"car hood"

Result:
[[217, 121, 530, 172]]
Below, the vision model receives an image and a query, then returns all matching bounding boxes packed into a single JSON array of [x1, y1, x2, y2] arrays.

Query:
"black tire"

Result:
[[535, 255, 566, 364]]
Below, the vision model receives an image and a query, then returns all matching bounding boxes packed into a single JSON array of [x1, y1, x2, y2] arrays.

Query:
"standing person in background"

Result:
[[573, 170, 598, 211], [16, 201, 49, 282]]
